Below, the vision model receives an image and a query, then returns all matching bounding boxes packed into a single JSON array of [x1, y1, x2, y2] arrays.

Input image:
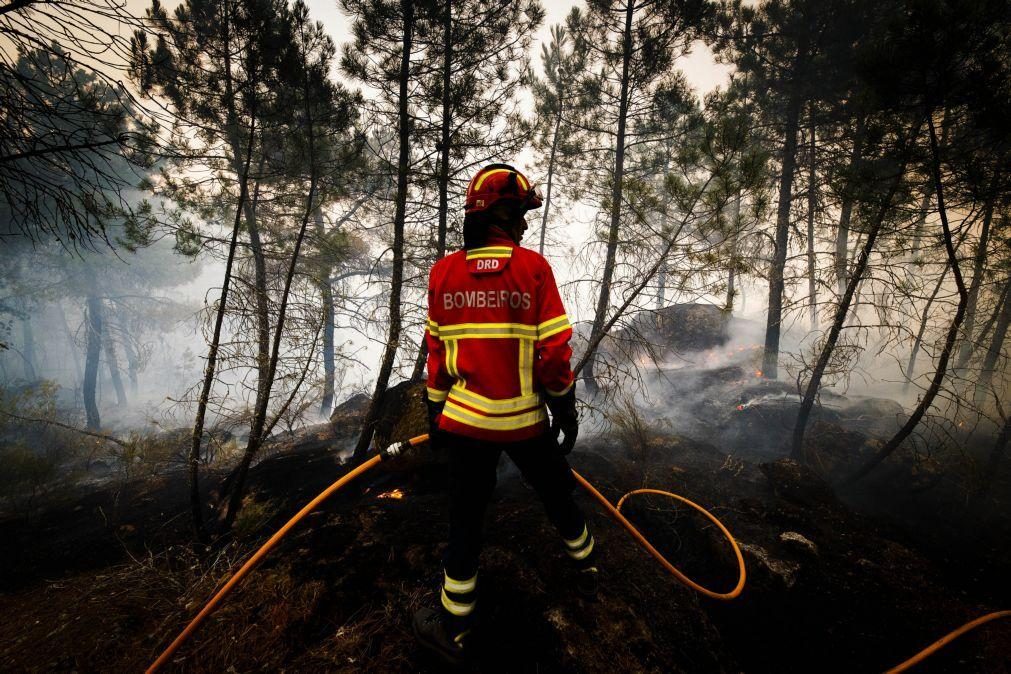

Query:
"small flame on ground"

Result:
[[377, 488, 405, 500], [754, 370, 763, 378]]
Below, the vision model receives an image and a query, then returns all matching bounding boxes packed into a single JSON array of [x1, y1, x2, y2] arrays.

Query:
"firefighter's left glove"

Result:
[[425, 397, 445, 443], [547, 387, 578, 456]]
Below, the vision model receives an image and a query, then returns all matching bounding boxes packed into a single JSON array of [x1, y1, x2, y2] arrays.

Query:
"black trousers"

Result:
[[442, 431, 593, 583]]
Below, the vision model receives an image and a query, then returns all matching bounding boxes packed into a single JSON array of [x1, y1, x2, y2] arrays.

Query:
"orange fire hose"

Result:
[[145, 432, 1006, 673], [144, 433, 431, 674], [572, 474, 746, 600], [884, 610, 1011, 673]]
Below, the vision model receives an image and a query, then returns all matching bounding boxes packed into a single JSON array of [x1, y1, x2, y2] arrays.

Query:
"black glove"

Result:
[[547, 387, 578, 455], [425, 397, 445, 441]]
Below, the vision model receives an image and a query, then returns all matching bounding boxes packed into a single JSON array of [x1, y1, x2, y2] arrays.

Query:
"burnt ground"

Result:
[[1, 419, 1009, 673]]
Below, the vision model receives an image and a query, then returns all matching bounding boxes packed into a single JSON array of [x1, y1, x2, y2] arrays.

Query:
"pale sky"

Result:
[[301, 0, 731, 92]]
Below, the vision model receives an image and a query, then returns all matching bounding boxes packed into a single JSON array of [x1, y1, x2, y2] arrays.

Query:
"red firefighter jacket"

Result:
[[425, 230, 574, 442]]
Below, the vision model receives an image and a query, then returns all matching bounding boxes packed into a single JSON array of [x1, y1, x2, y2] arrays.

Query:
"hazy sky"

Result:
[[300, 0, 731, 91]]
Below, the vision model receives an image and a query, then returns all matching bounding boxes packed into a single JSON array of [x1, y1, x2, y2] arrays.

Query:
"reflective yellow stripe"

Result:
[[566, 536, 595, 561], [426, 318, 440, 337], [446, 340, 459, 378], [449, 386, 541, 414], [466, 246, 514, 260], [439, 322, 537, 340], [444, 571, 477, 594], [519, 339, 533, 396], [516, 173, 529, 190], [473, 168, 512, 191], [564, 525, 589, 550], [537, 314, 571, 340], [441, 588, 476, 616], [427, 387, 449, 403], [442, 402, 547, 431], [545, 382, 574, 398]]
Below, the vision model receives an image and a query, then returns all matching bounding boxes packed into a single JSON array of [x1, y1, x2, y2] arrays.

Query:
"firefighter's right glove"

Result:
[[547, 388, 578, 455], [425, 397, 445, 443]]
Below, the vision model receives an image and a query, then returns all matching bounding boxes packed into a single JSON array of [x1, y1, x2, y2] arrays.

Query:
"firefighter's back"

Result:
[[427, 237, 560, 442]]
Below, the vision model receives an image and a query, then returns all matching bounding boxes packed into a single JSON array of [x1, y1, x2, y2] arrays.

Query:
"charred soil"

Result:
[[1, 428, 1009, 673]]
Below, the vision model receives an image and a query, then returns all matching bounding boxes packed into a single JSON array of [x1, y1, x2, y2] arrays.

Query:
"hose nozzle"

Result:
[[380, 440, 408, 459], [379, 433, 431, 460]]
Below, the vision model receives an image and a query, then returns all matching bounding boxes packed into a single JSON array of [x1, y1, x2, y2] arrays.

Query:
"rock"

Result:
[[841, 397, 905, 419], [611, 303, 731, 358], [739, 542, 800, 588], [779, 531, 819, 557], [760, 459, 839, 507], [372, 380, 429, 451], [330, 392, 370, 426], [835, 396, 907, 438]]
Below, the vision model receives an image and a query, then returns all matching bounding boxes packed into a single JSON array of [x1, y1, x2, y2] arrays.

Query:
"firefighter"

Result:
[[412, 164, 596, 665]]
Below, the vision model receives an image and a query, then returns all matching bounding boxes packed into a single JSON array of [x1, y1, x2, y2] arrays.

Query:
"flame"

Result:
[[377, 488, 405, 500], [736, 404, 745, 411], [754, 370, 762, 378]]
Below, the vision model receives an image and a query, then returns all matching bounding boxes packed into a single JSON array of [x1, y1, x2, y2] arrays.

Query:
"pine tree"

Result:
[[527, 10, 588, 255], [574, 0, 714, 392], [342, 0, 417, 463]]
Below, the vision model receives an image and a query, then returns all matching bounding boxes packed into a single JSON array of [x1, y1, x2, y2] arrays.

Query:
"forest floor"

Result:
[[1, 405, 1010, 673]]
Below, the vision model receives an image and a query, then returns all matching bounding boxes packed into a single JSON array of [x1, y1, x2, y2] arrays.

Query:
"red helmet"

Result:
[[464, 164, 542, 214]]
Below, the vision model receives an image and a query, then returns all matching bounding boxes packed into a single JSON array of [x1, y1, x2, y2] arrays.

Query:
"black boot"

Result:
[[413, 606, 471, 667]]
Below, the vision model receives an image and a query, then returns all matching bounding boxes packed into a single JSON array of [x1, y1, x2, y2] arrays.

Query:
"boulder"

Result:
[[611, 303, 731, 359], [329, 392, 370, 426]]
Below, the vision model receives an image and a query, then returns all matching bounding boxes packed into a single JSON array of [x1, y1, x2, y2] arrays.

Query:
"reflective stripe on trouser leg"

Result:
[[563, 524, 595, 564], [441, 570, 477, 617]]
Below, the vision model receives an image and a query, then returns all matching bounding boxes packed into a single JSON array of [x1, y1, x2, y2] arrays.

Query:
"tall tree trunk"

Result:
[[83, 276, 103, 431], [805, 111, 817, 331], [411, 0, 452, 383], [315, 207, 336, 416], [849, 116, 969, 482], [188, 111, 258, 539], [224, 172, 320, 528], [20, 315, 36, 381], [726, 191, 742, 312], [955, 173, 998, 370], [435, 0, 452, 259], [657, 261, 667, 310], [540, 100, 563, 256], [114, 310, 139, 394], [245, 176, 271, 407], [792, 148, 911, 461], [904, 264, 948, 390], [221, 0, 270, 421], [655, 155, 672, 312], [103, 322, 128, 408], [222, 22, 326, 528], [974, 281, 1011, 407], [835, 116, 865, 297], [352, 0, 414, 463], [909, 111, 950, 265], [907, 188, 934, 265], [762, 86, 803, 380], [584, 0, 635, 395], [17, 257, 37, 380]]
